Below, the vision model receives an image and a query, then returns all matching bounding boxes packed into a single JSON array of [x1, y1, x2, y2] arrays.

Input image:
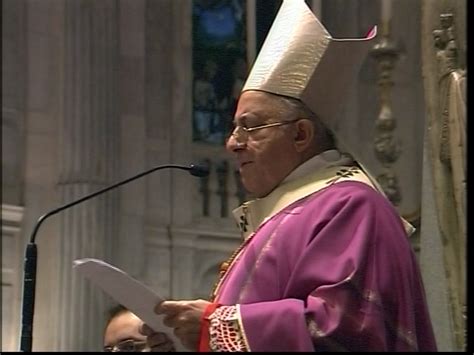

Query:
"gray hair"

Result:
[[276, 95, 336, 152]]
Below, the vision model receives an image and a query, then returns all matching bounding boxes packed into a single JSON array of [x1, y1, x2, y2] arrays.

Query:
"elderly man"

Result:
[[141, 0, 437, 352]]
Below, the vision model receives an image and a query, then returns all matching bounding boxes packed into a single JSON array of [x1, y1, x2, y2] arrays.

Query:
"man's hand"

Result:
[[155, 299, 212, 351]]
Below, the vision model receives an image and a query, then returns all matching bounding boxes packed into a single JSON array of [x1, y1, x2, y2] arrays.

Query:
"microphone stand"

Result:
[[19, 163, 208, 352]]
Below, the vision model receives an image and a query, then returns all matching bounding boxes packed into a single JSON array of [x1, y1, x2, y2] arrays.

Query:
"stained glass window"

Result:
[[192, 0, 248, 145]]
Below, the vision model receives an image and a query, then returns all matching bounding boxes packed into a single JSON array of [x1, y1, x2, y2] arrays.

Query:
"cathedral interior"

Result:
[[1, 0, 466, 351]]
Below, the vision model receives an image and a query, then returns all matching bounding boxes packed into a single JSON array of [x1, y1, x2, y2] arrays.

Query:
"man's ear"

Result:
[[293, 119, 315, 152]]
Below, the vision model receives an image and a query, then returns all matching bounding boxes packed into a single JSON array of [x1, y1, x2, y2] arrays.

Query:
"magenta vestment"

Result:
[[215, 181, 437, 352]]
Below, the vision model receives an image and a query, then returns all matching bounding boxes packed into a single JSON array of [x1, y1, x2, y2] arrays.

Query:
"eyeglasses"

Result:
[[103, 339, 149, 352], [227, 119, 300, 142]]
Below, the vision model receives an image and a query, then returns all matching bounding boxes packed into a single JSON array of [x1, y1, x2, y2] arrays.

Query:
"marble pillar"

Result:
[[2, 0, 26, 206], [56, 0, 119, 350], [2, 2, 26, 348]]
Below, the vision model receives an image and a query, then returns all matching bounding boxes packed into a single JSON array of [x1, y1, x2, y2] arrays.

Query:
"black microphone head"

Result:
[[189, 164, 210, 177]]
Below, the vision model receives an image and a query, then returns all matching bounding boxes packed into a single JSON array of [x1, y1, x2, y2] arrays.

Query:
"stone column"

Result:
[[2, 1, 26, 348], [2, 0, 26, 206], [56, 0, 119, 350]]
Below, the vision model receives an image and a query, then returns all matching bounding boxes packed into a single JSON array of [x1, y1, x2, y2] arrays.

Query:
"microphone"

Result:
[[19, 163, 209, 352], [188, 164, 210, 177]]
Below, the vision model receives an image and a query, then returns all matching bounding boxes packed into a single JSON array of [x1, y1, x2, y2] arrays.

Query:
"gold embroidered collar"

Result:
[[232, 163, 415, 240]]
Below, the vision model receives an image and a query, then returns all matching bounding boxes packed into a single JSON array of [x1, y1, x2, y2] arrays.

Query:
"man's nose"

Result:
[[226, 132, 246, 152]]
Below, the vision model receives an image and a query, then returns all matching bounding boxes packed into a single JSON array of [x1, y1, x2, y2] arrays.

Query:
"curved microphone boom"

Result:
[[19, 163, 209, 352]]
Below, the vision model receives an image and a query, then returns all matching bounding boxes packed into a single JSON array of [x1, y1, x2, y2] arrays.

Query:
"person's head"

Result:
[[226, 90, 335, 198], [103, 305, 148, 352], [228, 1, 377, 199]]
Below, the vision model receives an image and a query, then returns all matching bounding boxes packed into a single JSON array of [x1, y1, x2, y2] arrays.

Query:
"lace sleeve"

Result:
[[208, 305, 250, 351]]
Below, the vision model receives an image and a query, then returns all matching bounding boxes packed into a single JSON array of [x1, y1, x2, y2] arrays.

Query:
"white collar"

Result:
[[281, 149, 354, 185]]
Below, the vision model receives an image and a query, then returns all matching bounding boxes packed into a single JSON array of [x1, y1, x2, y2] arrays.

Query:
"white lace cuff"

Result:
[[208, 305, 250, 352]]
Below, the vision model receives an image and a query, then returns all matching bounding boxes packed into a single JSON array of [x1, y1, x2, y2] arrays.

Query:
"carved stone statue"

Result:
[[429, 12, 466, 350]]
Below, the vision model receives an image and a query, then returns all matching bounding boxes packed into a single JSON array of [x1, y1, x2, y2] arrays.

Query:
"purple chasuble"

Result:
[[215, 181, 437, 352]]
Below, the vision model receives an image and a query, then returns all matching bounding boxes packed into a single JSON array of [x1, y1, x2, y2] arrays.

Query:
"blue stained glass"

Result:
[[196, 5, 238, 43], [192, 0, 247, 145]]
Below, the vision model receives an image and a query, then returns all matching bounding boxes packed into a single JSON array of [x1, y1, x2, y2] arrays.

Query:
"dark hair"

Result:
[[105, 304, 130, 325]]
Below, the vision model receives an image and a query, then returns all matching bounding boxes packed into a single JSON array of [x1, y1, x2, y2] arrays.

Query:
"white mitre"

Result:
[[240, 0, 415, 236]]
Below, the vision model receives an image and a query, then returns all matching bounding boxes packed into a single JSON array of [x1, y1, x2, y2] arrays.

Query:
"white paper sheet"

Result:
[[73, 258, 186, 351]]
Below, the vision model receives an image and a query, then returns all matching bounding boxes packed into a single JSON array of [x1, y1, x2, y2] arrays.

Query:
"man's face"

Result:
[[103, 311, 148, 352], [226, 91, 301, 198]]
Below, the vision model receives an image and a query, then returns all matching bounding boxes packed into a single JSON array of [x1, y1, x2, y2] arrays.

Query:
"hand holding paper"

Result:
[[73, 258, 186, 352]]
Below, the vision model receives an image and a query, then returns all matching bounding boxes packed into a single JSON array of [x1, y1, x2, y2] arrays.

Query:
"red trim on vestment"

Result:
[[198, 303, 221, 352]]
